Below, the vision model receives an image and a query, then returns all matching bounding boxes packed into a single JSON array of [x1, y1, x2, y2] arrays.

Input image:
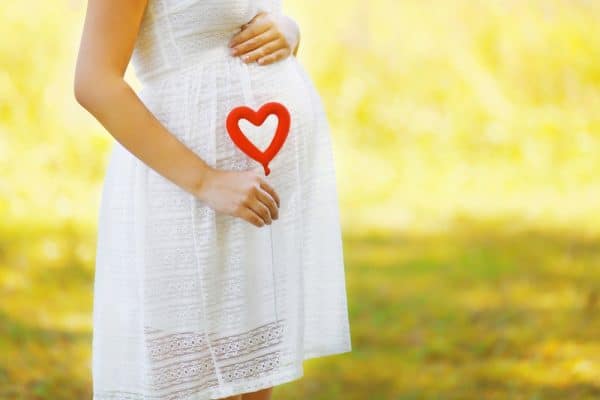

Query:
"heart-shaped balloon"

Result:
[[226, 102, 291, 176]]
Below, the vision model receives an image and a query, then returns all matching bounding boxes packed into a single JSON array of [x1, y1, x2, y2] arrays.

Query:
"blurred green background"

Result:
[[1, 0, 599, 399]]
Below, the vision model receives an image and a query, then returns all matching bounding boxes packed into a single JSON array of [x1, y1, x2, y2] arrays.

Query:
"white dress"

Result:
[[91, 0, 352, 399]]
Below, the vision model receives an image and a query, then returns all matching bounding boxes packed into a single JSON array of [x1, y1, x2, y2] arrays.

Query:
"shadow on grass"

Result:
[[1, 217, 599, 399]]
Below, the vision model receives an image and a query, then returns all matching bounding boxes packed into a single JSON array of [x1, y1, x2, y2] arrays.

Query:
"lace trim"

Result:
[[221, 350, 281, 382], [95, 382, 217, 400], [141, 319, 286, 392], [212, 320, 285, 360], [144, 319, 285, 363], [94, 363, 303, 400]]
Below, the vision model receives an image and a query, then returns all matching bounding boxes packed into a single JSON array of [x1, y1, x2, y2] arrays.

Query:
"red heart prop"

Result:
[[226, 102, 291, 176]]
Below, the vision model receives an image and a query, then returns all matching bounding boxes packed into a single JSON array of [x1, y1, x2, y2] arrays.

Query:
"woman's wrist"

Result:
[[192, 163, 216, 203]]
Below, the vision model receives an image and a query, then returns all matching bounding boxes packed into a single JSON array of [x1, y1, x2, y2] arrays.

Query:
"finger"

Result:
[[231, 28, 278, 56], [255, 186, 279, 220], [241, 38, 286, 64], [229, 15, 271, 48], [246, 198, 272, 224], [242, 10, 265, 29], [239, 13, 260, 32], [258, 178, 280, 208], [257, 48, 291, 65], [240, 207, 265, 227]]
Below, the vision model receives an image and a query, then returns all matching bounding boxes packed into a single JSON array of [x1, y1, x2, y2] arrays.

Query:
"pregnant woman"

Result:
[[74, 1, 352, 399]]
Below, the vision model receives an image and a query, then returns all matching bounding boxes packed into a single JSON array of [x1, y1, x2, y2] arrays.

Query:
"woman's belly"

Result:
[[136, 52, 318, 211]]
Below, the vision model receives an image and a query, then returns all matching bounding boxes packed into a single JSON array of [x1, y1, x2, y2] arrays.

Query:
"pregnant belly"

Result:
[[137, 54, 318, 206], [222, 57, 316, 171]]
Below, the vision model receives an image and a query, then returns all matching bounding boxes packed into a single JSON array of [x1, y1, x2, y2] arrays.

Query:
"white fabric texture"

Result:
[[91, 0, 352, 398]]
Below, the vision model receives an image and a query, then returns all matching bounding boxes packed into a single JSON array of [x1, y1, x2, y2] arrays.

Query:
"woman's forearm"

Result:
[[75, 76, 212, 198]]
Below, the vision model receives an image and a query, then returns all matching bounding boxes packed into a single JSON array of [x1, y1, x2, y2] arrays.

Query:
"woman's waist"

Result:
[[135, 54, 317, 154], [136, 48, 305, 100], [132, 30, 242, 86]]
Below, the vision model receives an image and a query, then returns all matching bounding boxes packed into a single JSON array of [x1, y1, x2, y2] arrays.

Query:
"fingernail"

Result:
[[230, 48, 237, 55], [242, 55, 250, 62]]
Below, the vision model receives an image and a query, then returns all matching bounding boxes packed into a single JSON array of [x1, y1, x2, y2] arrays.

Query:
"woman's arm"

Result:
[[74, 0, 211, 197], [73, 0, 280, 227]]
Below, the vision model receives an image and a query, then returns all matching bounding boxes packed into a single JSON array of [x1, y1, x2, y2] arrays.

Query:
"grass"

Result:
[[1, 219, 598, 399]]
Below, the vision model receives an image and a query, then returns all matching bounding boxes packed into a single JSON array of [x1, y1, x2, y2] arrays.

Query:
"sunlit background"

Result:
[[1, 0, 599, 398]]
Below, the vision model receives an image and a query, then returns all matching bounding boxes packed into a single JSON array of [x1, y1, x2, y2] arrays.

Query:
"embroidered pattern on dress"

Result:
[[144, 319, 285, 363], [141, 319, 286, 391], [221, 351, 282, 382], [212, 319, 285, 360]]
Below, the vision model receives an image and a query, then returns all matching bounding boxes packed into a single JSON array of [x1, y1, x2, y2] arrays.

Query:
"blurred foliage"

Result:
[[287, 0, 600, 233], [1, 0, 599, 399]]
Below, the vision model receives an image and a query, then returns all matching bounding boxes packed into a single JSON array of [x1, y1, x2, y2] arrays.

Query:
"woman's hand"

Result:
[[196, 166, 280, 227], [228, 12, 300, 66]]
